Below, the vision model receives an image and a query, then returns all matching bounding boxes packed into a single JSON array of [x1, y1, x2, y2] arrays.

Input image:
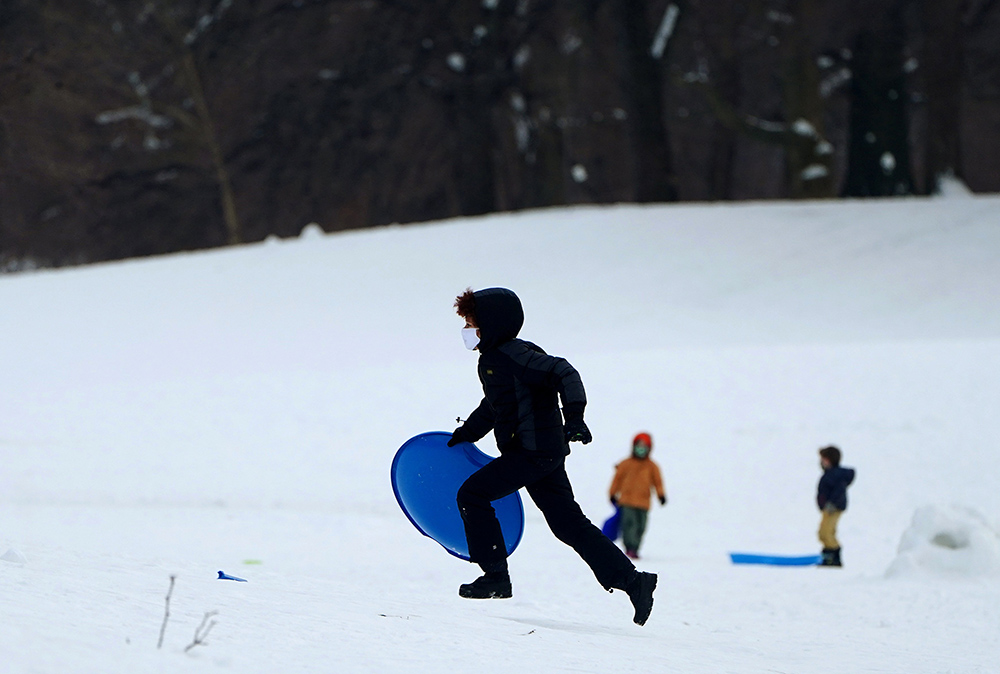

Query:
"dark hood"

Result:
[[474, 287, 523, 351]]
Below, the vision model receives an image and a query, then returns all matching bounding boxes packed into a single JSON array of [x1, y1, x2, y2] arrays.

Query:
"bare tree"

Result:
[[677, 0, 836, 199], [154, 3, 242, 244], [94, 1, 243, 245]]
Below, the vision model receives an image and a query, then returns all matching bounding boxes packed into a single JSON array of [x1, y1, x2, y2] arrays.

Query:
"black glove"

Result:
[[447, 427, 468, 447], [564, 417, 592, 444], [610, 495, 618, 507], [659, 495, 667, 506]]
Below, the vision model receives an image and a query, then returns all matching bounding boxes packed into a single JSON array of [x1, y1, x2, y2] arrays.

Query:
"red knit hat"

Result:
[[633, 433, 652, 449]]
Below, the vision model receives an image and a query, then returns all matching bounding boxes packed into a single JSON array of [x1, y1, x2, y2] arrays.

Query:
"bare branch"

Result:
[[676, 75, 786, 144], [157, 575, 176, 649], [184, 611, 219, 653], [151, 2, 243, 245]]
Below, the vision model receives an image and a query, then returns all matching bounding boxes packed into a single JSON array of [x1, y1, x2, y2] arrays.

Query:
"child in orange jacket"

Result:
[[609, 433, 666, 559]]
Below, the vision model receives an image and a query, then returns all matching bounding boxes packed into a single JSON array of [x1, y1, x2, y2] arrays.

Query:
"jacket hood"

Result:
[[473, 287, 523, 351]]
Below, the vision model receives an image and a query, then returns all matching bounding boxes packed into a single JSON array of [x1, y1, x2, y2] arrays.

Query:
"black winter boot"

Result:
[[820, 548, 842, 567], [624, 571, 657, 626], [459, 572, 512, 599]]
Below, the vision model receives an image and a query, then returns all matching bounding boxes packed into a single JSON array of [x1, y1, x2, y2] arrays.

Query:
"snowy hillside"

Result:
[[2, 197, 1000, 673]]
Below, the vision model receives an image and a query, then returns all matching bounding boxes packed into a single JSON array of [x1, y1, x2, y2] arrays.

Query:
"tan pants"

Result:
[[818, 508, 843, 549]]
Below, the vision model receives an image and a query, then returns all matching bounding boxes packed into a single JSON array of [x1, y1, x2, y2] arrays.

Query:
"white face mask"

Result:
[[462, 327, 480, 350]]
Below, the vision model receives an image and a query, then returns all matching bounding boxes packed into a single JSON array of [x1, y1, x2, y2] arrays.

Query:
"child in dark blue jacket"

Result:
[[817, 445, 856, 567]]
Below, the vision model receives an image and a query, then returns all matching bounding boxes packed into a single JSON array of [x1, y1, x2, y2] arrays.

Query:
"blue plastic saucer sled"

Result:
[[601, 506, 622, 541], [391, 431, 525, 561]]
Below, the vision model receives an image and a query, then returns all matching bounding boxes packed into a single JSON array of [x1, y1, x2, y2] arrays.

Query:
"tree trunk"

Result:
[[615, 0, 677, 202], [843, 15, 914, 196], [921, 0, 964, 192], [156, 4, 242, 245], [178, 48, 242, 245], [706, 1, 741, 200], [452, 84, 498, 216], [781, 0, 834, 199]]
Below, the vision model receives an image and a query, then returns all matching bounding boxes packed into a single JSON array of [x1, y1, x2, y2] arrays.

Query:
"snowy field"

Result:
[[2, 196, 1000, 673]]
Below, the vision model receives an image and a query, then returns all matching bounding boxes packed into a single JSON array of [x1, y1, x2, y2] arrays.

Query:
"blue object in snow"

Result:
[[729, 552, 823, 566], [217, 570, 248, 581], [601, 506, 621, 541], [391, 431, 525, 561]]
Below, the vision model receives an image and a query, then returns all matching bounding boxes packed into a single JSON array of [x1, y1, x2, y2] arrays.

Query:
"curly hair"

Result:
[[454, 288, 478, 325], [819, 445, 842, 466]]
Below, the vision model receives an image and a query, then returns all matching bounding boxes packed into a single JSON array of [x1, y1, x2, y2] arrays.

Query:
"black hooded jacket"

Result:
[[459, 288, 586, 456], [817, 465, 855, 511]]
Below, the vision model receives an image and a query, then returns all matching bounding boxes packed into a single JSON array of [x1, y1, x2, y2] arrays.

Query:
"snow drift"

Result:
[[886, 505, 1000, 578]]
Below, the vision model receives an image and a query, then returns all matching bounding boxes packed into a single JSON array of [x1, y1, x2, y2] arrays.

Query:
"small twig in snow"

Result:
[[157, 575, 176, 649], [184, 611, 219, 653]]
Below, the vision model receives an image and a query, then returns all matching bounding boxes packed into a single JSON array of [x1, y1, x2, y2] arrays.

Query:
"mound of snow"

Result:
[[933, 172, 974, 198], [886, 505, 1000, 578], [1, 547, 26, 563], [299, 222, 325, 239]]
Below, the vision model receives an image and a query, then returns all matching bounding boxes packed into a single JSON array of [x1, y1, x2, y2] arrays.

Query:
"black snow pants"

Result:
[[457, 450, 635, 591]]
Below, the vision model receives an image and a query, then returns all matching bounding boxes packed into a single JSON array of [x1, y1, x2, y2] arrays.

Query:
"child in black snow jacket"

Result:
[[448, 287, 657, 626], [817, 445, 856, 567]]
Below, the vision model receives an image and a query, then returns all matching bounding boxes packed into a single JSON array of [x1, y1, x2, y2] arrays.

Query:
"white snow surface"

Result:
[[3, 197, 1000, 672]]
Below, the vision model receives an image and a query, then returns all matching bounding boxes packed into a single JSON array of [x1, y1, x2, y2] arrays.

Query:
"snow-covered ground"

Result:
[[2, 197, 1000, 673]]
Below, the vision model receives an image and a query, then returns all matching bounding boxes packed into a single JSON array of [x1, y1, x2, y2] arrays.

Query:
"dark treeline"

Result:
[[1, 0, 998, 268]]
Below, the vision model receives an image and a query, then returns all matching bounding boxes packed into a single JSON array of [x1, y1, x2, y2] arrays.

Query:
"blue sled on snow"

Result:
[[729, 552, 822, 566], [391, 431, 525, 561], [217, 570, 248, 581]]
